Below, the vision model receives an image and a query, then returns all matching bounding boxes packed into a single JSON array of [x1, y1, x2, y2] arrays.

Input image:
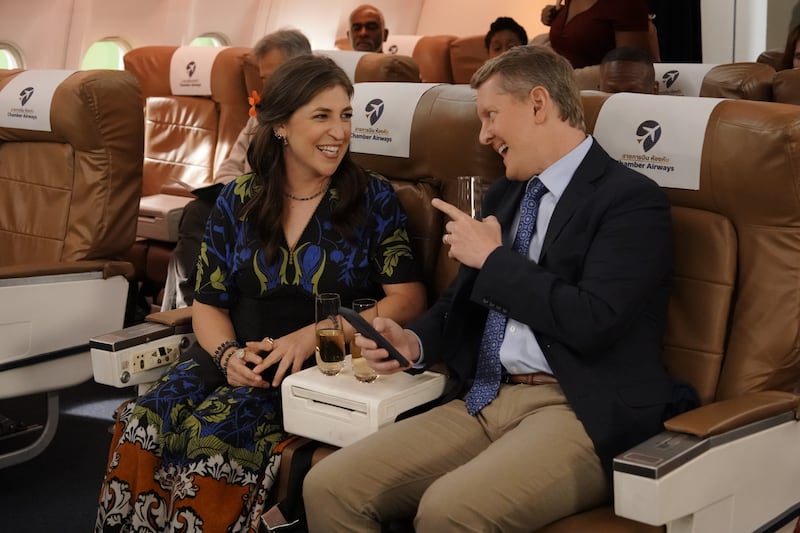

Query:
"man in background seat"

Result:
[[348, 4, 388, 52], [161, 29, 311, 310], [599, 45, 658, 94]]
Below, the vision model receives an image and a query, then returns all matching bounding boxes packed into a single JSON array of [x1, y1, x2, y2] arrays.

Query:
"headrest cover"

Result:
[[385, 35, 422, 56], [0, 70, 75, 131], [170, 46, 226, 95], [655, 63, 718, 96], [593, 93, 724, 190], [316, 50, 368, 82], [350, 82, 441, 158]]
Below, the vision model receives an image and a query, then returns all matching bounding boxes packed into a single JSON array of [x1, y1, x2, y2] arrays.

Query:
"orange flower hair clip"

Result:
[[248, 90, 261, 117]]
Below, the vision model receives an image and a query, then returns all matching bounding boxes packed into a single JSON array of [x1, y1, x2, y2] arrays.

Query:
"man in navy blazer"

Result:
[[304, 45, 673, 532]]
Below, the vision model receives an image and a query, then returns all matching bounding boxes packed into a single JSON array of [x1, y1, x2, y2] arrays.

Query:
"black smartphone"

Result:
[[339, 306, 410, 367]]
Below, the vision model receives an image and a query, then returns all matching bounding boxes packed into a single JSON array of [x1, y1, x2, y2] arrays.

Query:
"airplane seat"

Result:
[[757, 48, 784, 71], [122, 45, 256, 305], [699, 62, 775, 100], [405, 35, 458, 83], [350, 83, 504, 301], [336, 34, 457, 83], [574, 65, 602, 91], [317, 50, 421, 83], [539, 93, 800, 532], [448, 35, 487, 84], [0, 68, 143, 467], [771, 67, 800, 105]]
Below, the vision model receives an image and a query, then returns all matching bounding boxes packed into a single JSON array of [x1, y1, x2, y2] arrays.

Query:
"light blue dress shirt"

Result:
[[412, 136, 594, 371], [500, 135, 593, 375]]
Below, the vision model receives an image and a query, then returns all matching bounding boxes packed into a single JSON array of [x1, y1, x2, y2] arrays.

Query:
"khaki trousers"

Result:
[[303, 383, 610, 532]]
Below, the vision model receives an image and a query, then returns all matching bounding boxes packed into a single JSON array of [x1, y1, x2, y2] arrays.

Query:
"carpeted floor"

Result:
[[0, 380, 134, 533]]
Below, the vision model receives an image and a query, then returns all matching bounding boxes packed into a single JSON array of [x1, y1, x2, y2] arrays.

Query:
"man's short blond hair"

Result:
[[471, 45, 585, 131]]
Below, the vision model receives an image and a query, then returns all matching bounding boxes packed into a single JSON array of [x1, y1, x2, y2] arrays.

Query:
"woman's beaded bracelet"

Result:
[[213, 340, 240, 375]]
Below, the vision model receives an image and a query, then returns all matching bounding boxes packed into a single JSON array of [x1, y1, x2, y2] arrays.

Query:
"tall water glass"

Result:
[[315, 293, 345, 376], [351, 298, 378, 383]]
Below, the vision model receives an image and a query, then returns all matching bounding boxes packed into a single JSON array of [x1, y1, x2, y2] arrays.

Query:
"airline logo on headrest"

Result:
[[636, 120, 662, 152], [365, 98, 384, 126], [662, 70, 680, 89], [7, 86, 39, 120], [619, 119, 674, 174], [352, 97, 393, 144], [388, 45, 399, 54], [186, 61, 197, 78], [19, 87, 34, 106]]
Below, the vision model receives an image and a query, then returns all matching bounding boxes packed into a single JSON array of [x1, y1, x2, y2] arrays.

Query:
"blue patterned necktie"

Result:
[[465, 177, 548, 415]]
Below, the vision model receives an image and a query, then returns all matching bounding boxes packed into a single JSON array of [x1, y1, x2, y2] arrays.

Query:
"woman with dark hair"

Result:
[[485, 16, 528, 58], [781, 24, 800, 70], [95, 54, 426, 532]]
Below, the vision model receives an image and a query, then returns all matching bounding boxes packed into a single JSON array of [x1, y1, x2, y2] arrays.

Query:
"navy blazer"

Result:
[[410, 140, 674, 472]]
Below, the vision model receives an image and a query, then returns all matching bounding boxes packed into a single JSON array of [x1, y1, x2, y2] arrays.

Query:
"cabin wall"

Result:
[[0, 0, 787, 70]]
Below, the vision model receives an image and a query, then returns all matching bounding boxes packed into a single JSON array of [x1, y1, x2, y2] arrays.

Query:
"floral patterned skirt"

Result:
[[95, 357, 287, 533]]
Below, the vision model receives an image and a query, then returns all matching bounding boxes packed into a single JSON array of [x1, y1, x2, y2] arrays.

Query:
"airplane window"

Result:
[[0, 43, 23, 69], [81, 39, 130, 70], [190, 33, 229, 47]]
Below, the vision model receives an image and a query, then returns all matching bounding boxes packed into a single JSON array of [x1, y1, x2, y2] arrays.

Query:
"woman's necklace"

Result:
[[284, 179, 330, 201]]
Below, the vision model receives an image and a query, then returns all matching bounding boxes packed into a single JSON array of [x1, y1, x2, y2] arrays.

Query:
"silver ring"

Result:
[[235, 348, 246, 360], [265, 337, 275, 346]]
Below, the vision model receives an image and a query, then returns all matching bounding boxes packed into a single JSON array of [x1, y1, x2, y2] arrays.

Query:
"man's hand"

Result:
[[355, 317, 418, 374], [433, 198, 502, 269]]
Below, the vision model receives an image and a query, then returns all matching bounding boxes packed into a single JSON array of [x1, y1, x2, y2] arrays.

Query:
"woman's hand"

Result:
[[541, 3, 562, 26], [223, 345, 271, 388], [245, 324, 317, 388]]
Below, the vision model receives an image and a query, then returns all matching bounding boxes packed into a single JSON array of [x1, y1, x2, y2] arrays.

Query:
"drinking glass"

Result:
[[456, 175, 483, 219], [350, 298, 378, 383], [315, 293, 345, 376]]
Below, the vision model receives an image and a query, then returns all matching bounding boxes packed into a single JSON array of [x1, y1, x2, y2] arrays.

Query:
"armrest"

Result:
[[146, 306, 193, 327], [0, 261, 134, 281], [664, 390, 799, 437]]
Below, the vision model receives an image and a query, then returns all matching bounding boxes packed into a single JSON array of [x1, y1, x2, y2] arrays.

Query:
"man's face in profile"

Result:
[[348, 8, 387, 52], [600, 61, 658, 94]]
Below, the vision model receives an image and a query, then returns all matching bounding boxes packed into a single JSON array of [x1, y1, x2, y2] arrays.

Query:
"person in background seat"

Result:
[[781, 23, 800, 70], [485, 16, 528, 59], [161, 29, 311, 310], [599, 45, 658, 94], [95, 55, 426, 533], [541, 0, 651, 68], [304, 45, 673, 532], [348, 4, 388, 53]]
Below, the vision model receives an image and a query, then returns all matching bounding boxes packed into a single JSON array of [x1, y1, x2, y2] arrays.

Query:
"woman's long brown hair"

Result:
[[242, 55, 368, 262]]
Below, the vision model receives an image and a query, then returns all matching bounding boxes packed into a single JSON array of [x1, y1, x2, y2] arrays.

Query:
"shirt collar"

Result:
[[531, 135, 593, 198]]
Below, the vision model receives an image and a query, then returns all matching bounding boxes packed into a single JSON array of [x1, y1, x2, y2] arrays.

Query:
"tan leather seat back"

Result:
[[582, 93, 800, 403], [449, 35, 487, 84], [124, 46, 255, 195], [771, 68, 800, 104], [412, 35, 457, 83], [351, 84, 504, 301], [352, 53, 420, 82], [757, 48, 784, 70], [0, 70, 143, 265], [699, 62, 775, 100]]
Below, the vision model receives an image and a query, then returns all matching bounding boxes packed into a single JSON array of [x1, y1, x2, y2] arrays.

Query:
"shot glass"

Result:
[[315, 293, 345, 376], [350, 298, 378, 383], [456, 175, 483, 219]]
